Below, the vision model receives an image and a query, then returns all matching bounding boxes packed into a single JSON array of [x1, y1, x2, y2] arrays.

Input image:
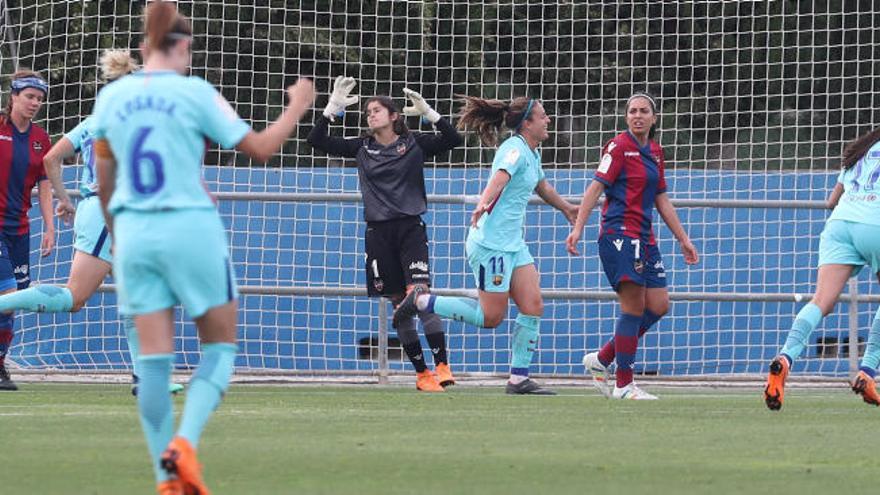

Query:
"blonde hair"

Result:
[[100, 49, 138, 82]]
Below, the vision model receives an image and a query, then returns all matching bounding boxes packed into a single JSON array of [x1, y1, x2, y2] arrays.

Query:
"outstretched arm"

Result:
[[535, 179, 577, 224], [306, 115, 363, 158], [655, 192, 698, 264], [414, 117, 464, 156], [236, 78, 315, 163], [565, 180, 604, 256]]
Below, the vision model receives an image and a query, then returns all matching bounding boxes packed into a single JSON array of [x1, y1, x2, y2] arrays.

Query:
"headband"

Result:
[[11, 76, 48, 95], [514, 98, 535, 131], [626, 93, 656, 112]]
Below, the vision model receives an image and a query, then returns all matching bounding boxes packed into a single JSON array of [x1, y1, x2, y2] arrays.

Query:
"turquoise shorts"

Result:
[[113, 208, 237, 317], [818, 220, 880, 275], [465, 236, 534, 293], [74, 195, 112, 263]]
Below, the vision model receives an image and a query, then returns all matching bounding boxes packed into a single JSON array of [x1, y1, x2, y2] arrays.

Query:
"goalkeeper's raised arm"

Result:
[[306, 77, 463, 392]]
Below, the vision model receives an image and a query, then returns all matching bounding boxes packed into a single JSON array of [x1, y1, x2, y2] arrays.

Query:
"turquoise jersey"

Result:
[[468, 134, 545, 252], [91, 71, 250, 214], [828, 140, 880, 226], [64, 116, 98, 196]]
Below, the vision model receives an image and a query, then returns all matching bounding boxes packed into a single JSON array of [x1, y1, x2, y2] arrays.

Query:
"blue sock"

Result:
[[780, 303, 823, 363], [614, 312, 643, 387], [123, 316, 140, 378], [177, 343, 236, 449], [510, 314, 540, 375], [859, 307, 880, 376], [432, 296, 485, 327], [137, 354, 175, 482], [0, 285, 72, 313]]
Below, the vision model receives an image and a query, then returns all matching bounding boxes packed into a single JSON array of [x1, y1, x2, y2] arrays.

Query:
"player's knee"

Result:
[[482, 312, 504, 329], [651, 300, 670, 318]]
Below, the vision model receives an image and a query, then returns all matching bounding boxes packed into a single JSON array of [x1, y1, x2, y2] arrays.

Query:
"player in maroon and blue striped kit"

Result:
[[0, 70, 55, 390], [566, 92, 698, 400]]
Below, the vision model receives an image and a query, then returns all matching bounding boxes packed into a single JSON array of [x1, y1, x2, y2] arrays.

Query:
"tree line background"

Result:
[[1, 0, 878, 170]]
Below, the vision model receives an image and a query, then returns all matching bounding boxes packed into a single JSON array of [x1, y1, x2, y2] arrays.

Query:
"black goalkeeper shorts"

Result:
[[364, 215, 431, 297]]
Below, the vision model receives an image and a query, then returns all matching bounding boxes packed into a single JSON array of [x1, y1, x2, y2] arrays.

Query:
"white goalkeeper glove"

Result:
[[322, 76, 359, 121], [402, 87, 441, 124]]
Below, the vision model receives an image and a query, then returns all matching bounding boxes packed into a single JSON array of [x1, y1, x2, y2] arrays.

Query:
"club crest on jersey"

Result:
[[493, 274, 504, 286], [633, 260, 644, 274], [396, 142, 407, 155], [33, 141, 43, 152], [613, 238, 624, 251]]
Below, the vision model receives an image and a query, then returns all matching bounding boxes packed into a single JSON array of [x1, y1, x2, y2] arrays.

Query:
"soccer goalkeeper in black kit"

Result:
[[307, 77, 463, 391]]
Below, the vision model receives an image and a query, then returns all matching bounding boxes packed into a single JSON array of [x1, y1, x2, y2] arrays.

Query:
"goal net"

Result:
[[1, 1, 878, 379]]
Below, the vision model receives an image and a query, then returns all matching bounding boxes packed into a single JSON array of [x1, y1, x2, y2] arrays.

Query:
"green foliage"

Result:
[[1, 1, 875, 169]]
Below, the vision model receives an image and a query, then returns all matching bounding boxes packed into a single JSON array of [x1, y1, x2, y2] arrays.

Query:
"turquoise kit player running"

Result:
[[566, 93, 698, 400], [0, 49, 182, 395], [91, 2, 315, 494], [0, 70, 56, 391], [765, 127, 880, 410], [394, 96, 578, 395]]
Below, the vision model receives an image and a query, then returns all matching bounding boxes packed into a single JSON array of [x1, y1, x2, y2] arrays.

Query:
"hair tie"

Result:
[[514, 98, 535, 131]]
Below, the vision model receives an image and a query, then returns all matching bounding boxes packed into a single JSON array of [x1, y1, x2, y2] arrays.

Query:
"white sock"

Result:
[[508, 374, 528, 385]]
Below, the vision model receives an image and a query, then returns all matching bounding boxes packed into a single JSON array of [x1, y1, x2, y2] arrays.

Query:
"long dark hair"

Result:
[[456, 96, 534, 147], [363, 96, 409, 137], [1, 69, 45, 125], [144, 1, 192, 53], [625, 92, 658, 140], [841, 128, 880, 170]]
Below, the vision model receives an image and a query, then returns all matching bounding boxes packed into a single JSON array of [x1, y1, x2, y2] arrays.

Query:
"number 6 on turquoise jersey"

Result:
[[130, 127, 165, 195]]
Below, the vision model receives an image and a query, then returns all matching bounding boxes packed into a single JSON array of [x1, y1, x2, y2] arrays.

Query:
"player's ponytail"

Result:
[[456, 96, 532, 147], [100, 49, 138, 82], [144, 0, 192, 53], [841, 127, 880, 171]]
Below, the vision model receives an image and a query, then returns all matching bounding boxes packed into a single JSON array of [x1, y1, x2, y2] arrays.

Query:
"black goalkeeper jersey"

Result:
[[308, 116, 462, 222]]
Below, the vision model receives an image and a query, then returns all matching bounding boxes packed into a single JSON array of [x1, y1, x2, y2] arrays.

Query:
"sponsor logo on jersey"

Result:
[[409, 261, 429, 272], [654, 260, 664, 271], [624, 151, 640, 157], [0, 135, 11, 141]]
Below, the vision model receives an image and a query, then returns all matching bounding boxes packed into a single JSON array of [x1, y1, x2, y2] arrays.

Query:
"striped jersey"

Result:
[[0, 120, 49, 234], [593, 130, 667, 245]]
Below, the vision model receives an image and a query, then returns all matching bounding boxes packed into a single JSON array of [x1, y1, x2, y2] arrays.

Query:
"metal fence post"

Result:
[[377, 298, 389, 385], [848, 278, 859, 380]]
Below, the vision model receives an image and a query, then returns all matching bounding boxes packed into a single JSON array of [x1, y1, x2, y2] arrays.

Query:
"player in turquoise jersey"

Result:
[[0, 49, 182, 395], [393, 96, 577, 395], [765, 127, 880, 411], [91, 3, 314, 494]]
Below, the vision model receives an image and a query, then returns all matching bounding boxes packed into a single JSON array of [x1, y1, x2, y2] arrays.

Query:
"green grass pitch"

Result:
[[3, 383, 878, 494]]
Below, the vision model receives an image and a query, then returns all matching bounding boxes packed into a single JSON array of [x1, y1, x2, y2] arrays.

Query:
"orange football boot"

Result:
[[416, 370, 444, 392], [435, 362, 456, 387], [156, 480, 184, 495], [851, 370, 880, 406], [764, 356, 790, 411], [161, 436, 210, 495]]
